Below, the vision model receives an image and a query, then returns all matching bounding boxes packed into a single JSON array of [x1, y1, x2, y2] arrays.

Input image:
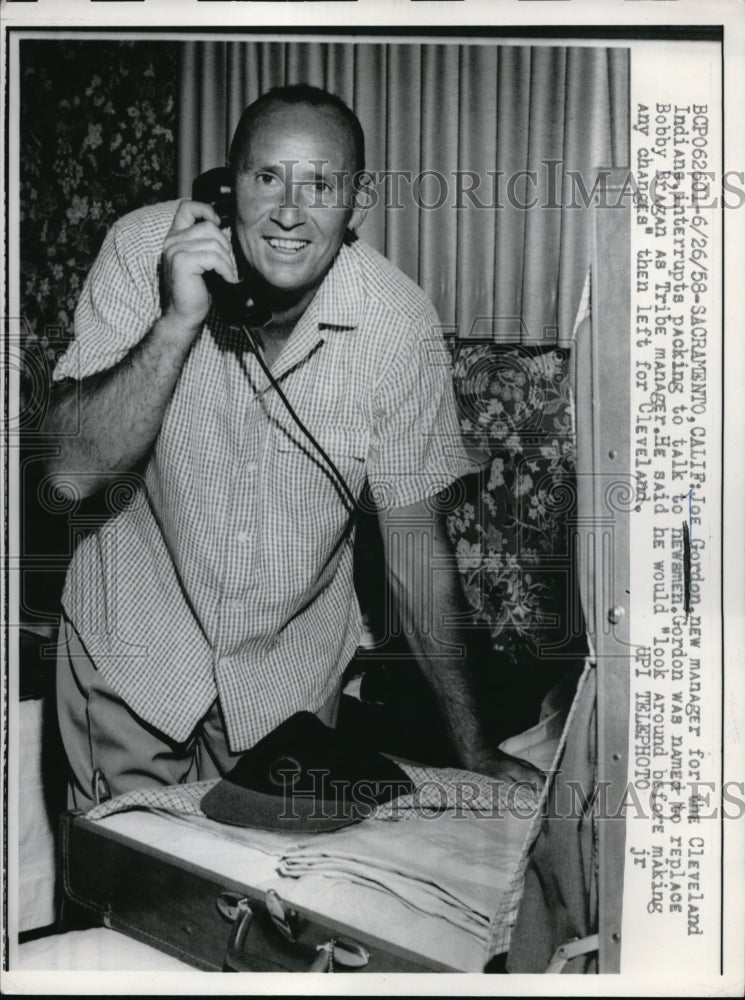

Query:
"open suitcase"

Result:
[[59, 756, 549, 975], [61, 810, 449, 973], [57, 679, 583, 976]]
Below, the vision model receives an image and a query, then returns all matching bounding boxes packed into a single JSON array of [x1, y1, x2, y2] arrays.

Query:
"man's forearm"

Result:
[[402, 577, 494, 773], [43, 313, 199, 499], [380, 502, 495, 771]]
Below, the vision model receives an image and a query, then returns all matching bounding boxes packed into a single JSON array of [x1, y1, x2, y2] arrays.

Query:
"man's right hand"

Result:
[[160, 200, 240, 333]]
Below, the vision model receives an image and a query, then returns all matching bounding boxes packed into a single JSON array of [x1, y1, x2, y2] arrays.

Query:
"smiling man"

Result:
[[44, 85, 538, 808]]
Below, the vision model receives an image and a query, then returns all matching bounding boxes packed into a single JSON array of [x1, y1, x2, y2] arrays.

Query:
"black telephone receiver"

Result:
[[192, 166, 233, 229], [191, 166, 270, 326]]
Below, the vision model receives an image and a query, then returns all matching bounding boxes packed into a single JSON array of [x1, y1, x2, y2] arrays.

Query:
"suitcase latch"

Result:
[[218, 889, 370, 972], [216, 890, 252, 925], [265, 888, 299, 942], [311, 936, 371, 972], [331, 937, 370, 969]]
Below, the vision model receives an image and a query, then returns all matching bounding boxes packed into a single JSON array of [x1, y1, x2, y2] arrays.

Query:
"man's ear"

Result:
[[347, 199, 367, 238], [342, 198, 367, 246], [348, 171, 374, 234]]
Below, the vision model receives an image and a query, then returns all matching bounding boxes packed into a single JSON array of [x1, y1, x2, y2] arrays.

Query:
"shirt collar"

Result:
[[314, 241, 363, 331], [267, 241, 364, 382]]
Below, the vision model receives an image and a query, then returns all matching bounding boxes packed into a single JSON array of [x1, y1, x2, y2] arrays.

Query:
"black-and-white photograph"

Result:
[[2, 12, 741, 994]]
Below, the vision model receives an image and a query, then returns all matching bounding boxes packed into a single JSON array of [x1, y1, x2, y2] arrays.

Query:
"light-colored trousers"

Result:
[[56, 615, 340, 810]]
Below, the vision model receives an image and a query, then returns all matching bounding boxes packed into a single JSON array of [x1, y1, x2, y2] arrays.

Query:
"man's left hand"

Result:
[[469, 748, 547, 793]]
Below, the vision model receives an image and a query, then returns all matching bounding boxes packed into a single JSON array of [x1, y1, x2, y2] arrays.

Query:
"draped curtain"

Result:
[[177, 41, 628, 344]]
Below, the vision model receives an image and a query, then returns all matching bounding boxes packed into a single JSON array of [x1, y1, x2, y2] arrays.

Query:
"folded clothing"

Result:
[[278, 804, 533, 942]]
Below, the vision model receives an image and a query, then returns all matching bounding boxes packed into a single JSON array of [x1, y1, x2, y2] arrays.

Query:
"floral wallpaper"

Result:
[[18, 40, 179, 624], [447, 344, 586, 722], [19, 40, 179, 409]]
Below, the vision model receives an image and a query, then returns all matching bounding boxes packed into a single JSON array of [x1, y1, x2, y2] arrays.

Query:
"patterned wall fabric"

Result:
[[18, 40, 179, 623], [446, 343, 586, 719], [19, 40, 179, 410]]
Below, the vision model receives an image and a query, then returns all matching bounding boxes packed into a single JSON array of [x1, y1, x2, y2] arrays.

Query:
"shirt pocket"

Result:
[[272, 424, 370, 510]]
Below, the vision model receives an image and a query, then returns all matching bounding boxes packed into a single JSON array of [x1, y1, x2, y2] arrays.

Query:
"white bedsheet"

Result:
[[18, 699, 57, 934], [15, 929, 193, 971]]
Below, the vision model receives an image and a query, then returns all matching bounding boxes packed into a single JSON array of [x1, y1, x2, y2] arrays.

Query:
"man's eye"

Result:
[[256, 172, 278, 187]]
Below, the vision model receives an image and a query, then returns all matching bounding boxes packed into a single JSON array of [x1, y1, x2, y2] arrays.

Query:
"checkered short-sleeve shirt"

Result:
[[55, 201, 472, 750]]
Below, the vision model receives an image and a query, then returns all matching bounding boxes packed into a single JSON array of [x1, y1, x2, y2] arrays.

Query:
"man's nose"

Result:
[[270, 186, 307, 228]]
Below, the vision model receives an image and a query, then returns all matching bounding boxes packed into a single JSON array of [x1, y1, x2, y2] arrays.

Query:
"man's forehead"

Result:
[[242, 101, 356, 168]]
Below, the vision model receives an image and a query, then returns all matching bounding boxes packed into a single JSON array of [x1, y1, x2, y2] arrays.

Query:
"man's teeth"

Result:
[[268, 238, 307, 251]]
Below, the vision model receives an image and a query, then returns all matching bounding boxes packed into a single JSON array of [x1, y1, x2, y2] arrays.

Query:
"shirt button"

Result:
[[236, 530, 250, 544], [245, 461, 258, 473]]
